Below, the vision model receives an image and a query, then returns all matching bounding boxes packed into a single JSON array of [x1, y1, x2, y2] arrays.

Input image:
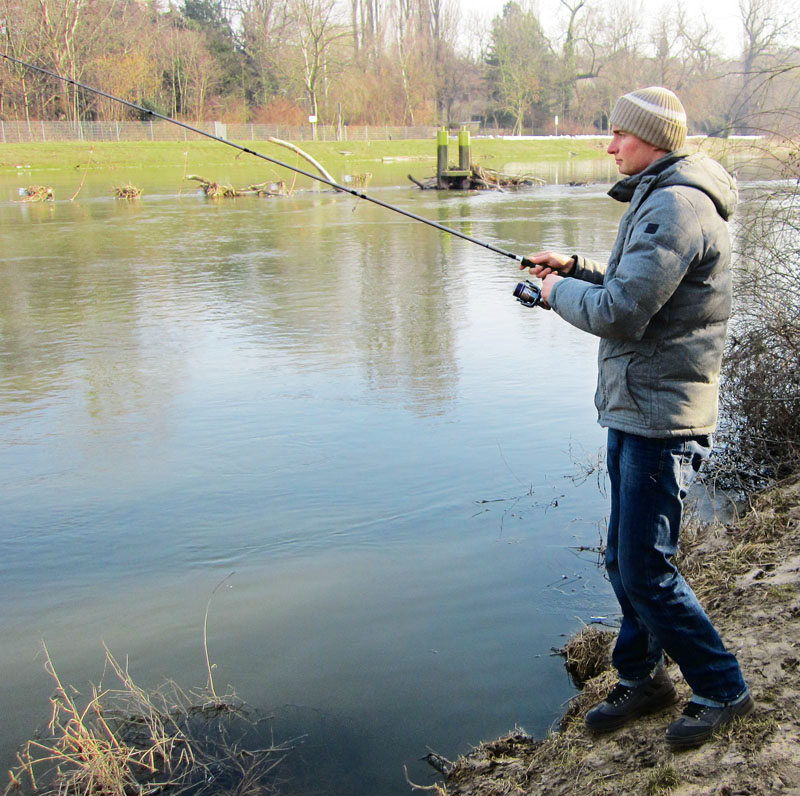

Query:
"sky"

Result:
[[457, 0, 744, 57]]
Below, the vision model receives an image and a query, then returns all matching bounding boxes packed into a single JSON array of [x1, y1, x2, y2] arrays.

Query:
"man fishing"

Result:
[[523, 86, 752, 747]]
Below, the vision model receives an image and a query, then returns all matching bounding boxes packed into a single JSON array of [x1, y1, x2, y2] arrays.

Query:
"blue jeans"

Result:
[[606, 428, 747, 705]]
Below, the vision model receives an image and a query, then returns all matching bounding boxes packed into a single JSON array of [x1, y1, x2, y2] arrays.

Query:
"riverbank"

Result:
[[422, 475, 800, 795]]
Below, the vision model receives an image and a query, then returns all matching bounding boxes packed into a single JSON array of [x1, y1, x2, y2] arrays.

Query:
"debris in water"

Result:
[[408, 165, 543, 191], [187, 174, 288, 198], [113, 184, 142, 200], [18, 185, 54, 202]]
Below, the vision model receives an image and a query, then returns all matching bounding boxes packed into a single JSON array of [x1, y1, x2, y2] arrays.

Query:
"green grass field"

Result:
[[0, 137, 612, 173]]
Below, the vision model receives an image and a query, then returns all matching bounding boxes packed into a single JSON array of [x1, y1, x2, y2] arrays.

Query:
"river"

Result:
[[0, 158, 625, 794]]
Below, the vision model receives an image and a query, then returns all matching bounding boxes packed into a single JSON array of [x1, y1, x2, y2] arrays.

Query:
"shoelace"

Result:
[[605, 684, 633, 705], [681, 701, 710, 719]]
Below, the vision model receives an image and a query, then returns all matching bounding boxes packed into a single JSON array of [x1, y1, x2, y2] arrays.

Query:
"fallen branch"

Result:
[[267, 137, 336, 184]]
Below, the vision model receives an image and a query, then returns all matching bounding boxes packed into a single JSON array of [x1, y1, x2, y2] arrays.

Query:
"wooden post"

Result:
[[436, 127, 448, 188], [458, 128, 471, 172]]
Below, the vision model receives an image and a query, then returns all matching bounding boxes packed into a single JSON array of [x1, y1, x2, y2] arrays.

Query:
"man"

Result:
[[524, 87, 752, 747]]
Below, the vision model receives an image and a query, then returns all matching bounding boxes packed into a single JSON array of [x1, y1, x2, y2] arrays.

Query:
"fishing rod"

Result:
[[2, 53, 543, 281]]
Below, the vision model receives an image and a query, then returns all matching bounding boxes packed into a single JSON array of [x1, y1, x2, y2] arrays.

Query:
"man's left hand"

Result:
[[541, 273, 563, 305]]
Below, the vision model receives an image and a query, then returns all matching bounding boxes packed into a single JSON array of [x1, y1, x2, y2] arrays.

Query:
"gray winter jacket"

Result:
[[549, 150, 736, 437]]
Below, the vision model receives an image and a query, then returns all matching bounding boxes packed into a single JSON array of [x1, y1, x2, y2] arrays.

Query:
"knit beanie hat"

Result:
[[609, 87, 687, 152]]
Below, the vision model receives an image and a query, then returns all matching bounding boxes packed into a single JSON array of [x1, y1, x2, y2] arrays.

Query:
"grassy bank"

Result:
[[0, 137, 612, 174], [428, 475, 800, 795]]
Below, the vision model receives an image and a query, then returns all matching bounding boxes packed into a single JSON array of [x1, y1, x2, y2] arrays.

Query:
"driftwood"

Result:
[[409, 164, 544, 191], [185, 136, 331, 198], [186, 175, 288, 198]]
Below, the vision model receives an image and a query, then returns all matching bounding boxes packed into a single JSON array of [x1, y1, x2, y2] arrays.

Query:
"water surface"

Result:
[[0, 164, 623, 794]]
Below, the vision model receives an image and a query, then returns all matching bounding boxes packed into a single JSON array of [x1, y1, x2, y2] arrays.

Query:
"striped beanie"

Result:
[[609, 87, 687, 152]]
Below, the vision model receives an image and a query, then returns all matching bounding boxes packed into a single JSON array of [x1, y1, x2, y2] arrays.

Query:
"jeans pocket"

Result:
[[675, 435, 713, 495]]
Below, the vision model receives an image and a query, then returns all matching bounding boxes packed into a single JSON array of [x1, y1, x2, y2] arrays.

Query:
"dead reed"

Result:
[[3, 644, 288, 796], [350, 173, 372, 188]]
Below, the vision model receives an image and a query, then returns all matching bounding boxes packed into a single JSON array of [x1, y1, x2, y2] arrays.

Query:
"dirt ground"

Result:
[[415, 476, 800, 796]]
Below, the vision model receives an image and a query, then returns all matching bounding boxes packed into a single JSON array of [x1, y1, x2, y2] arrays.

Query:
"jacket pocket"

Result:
[[596, 339, 658, 423]]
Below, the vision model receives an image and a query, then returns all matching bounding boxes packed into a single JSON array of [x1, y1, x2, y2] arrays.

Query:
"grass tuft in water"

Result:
[[3, 643, 289, 796]]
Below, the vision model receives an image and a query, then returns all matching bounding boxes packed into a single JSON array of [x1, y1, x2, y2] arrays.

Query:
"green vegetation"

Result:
[[0, 137, 611, 174], [0, 135, 765, 178], [644, 764, 681, 796]]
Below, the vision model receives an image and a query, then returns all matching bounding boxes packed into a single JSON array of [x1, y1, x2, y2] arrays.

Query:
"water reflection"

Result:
[[0, 174, 622, 796]]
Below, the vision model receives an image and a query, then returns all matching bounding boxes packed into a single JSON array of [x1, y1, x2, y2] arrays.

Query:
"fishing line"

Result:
[[1, 52, 537, 270]]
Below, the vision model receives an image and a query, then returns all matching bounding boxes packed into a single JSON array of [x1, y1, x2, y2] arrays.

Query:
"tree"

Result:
[[733, 0, 796, 132], [282, 0, 349, 125], [555, 0, 590, 124], [485, 1, 552, 134], [237, 0, 290, 107]]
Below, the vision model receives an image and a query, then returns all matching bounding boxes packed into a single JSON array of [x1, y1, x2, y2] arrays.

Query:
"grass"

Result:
[[3, 644, 288, 796], [0, 134, 771, 176], [559, 625, 615, 687], [0, 137, 612, 174], [644, 764, 680, 796]]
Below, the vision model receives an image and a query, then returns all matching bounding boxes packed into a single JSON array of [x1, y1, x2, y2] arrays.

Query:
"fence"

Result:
[[0, 119, 441, 144]]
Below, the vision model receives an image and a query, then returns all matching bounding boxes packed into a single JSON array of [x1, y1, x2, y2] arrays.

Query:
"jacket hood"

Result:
[[609, 149, 738, 221]]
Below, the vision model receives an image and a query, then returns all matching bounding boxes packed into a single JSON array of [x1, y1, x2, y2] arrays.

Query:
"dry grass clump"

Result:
[[187, 175, 240, 198], [644, 763, 680, 796], [3, 645, 288, 796], [113, 185, 142, 200], [558, 625, 615, 688]]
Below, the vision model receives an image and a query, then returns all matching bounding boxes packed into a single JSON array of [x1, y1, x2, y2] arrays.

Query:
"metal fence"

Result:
[[0, 119, 441, 143]]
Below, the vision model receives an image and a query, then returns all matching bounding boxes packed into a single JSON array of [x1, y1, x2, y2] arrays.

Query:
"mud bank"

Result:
[[421, 476, 800, 795]]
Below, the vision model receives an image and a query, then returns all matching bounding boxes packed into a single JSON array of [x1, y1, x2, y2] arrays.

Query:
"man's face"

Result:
[[607, 128, 666, 175]]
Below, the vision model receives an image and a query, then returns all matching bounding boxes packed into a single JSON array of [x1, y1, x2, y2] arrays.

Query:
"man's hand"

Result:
[[520, 251, 576, 278], [541, 272, 562, 305]]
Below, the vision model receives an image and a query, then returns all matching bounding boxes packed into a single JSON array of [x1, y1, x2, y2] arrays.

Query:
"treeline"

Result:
[[1, 0, 798, 135]]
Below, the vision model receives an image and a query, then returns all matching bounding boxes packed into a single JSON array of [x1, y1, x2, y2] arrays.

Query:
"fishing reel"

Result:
[[513, 279, 545, 308]]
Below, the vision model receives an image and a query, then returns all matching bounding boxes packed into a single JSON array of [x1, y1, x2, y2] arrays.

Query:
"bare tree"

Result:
[[557, 0, 588, 122], [283, 0, 349, 125], [734, 0, 795, 131]]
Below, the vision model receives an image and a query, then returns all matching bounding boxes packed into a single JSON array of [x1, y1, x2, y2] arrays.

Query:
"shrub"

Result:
[[710, 144, 800, 493]]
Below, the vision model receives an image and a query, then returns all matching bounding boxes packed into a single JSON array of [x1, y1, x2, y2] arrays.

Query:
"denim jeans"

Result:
[[606, 428, 748, 705]]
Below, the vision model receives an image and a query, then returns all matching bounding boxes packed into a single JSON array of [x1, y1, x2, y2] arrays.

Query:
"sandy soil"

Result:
[[415, 476, 800, 796]]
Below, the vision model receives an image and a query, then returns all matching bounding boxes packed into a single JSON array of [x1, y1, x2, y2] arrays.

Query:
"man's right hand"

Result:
[[520, 251, 576, 277]]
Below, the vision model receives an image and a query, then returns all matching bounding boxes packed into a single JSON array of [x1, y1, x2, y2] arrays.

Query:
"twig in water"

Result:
[[203, 572, 235, 700]]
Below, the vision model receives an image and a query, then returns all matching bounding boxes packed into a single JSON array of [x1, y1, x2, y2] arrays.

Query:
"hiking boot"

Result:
[[665, 695, 755, 747], [585, 670, 677, 732]]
